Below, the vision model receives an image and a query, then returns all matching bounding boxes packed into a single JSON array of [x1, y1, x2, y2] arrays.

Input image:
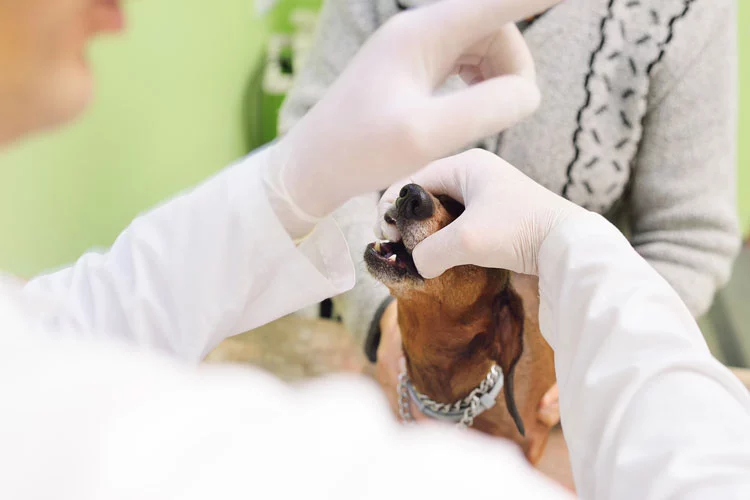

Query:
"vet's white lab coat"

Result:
[[0, 151, 749, 499]]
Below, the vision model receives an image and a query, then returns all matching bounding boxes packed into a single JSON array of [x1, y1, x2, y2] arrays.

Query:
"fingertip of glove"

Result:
[[413, 245, 443, 280], [382, 225, 402, 243], [509, 75, 541, 116]]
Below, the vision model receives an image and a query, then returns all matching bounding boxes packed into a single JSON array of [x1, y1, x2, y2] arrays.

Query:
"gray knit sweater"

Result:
[[279, 0, 740, 347]]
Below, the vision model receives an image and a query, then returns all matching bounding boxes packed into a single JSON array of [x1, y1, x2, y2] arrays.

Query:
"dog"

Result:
[[364, 183, 557, 464]]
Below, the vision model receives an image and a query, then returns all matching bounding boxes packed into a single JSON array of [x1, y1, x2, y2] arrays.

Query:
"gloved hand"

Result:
[[377, 149, 584, 277], [267, 0, 563, 228]]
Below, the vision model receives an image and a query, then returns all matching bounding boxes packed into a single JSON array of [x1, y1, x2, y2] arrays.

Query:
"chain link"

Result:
[[458, 397, 481, 428], [397, 365, 501, 430], [397, 371, 415, 424]]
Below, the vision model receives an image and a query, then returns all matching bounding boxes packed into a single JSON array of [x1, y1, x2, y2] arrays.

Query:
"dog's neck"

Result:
[[397, 292, 500, 404]]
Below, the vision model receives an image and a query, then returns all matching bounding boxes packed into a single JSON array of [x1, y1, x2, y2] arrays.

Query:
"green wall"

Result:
[[0, 1, 268, 277]]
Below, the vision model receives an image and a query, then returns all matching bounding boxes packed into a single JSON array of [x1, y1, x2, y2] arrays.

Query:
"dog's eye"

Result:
[[435, 195, 465, 219]]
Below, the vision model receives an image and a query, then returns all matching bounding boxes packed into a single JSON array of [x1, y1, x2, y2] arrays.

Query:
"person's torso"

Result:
[[373, 0, 698, 220]]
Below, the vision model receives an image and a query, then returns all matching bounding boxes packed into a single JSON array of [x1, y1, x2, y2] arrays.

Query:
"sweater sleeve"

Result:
[[628, 0, 740, 317]]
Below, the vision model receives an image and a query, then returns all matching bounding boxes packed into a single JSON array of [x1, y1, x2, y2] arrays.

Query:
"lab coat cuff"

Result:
[[294, 217, 357, 296], [236, 163, 356, 301], [226, 144, 355, 301]]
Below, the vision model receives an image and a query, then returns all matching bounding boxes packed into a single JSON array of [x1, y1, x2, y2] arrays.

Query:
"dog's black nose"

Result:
[[396, 184, 434, 221]]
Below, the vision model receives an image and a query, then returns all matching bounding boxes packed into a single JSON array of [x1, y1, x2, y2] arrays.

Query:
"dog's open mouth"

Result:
[[365, 240, 421, 279]]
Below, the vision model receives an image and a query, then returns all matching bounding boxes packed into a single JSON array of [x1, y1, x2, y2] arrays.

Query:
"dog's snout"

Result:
[[396, 184, 434, 221]]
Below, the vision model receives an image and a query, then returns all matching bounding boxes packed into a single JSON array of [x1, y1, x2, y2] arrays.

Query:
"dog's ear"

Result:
[[489, 287, 526, 437]]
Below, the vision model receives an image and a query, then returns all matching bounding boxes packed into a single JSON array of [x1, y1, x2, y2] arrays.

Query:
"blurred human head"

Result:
[[0, 0, 124, 145]]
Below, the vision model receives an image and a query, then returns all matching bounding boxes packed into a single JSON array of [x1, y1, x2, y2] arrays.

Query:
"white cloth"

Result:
[[0, 154, 748, 498]]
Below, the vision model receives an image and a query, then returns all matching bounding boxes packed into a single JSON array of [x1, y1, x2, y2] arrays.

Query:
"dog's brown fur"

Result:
[[365, 186, 556, 464]]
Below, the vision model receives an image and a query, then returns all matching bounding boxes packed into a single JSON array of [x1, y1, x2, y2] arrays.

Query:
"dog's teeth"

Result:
[[388, 254, 397, 262], [374, 241, 381, 252]]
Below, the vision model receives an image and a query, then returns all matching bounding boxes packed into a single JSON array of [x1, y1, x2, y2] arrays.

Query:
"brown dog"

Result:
[[365, 183, 556, 464]]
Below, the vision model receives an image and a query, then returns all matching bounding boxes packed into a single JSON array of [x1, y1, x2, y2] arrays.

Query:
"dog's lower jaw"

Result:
[[363, 242, 422, 287]]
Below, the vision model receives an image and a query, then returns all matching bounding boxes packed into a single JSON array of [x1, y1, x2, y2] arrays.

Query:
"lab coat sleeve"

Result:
[[538, 212, 750, 500], [22, 147, 355, 362]]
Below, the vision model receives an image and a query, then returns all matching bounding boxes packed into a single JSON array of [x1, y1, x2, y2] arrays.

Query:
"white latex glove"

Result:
[[378, 149, 584, 277], [266, 0, 563, 229]]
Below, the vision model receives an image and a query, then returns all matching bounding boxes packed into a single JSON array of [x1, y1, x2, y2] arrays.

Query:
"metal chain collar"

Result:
[[397, 364, 503, 429], [397, 371, 415, 425]]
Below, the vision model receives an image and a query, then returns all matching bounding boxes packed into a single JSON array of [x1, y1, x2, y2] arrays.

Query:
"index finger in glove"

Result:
[[406, 149, 500, 203], [471, 22, 535, 81], [377, 149, 498, 243], [397, 150, 506, 278], [412, 214, 478, 279], [416, 75, 540, 160]]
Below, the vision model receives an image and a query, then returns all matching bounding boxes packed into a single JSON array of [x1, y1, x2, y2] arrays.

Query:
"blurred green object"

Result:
[[703, 245, 750, 368], [739, 1, 750, 237], [255, 0, 322, 146]]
